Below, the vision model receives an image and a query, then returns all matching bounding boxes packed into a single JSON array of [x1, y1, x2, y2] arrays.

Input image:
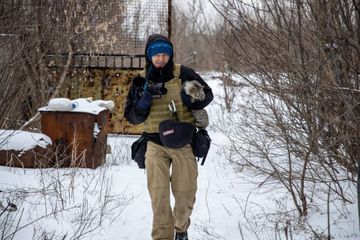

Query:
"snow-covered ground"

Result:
[[0, 74, 358, 240]]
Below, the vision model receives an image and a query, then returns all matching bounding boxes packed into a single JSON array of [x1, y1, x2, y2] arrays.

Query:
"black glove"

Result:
[[181, 88, 193, 107], [137, 90, 152, 110]]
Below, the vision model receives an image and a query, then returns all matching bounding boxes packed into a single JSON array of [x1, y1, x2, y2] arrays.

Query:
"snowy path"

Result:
[[104, 131, 249, 240]]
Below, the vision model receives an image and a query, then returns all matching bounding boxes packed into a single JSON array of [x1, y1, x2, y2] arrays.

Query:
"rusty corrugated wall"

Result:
[[54, 68, 143, 134]]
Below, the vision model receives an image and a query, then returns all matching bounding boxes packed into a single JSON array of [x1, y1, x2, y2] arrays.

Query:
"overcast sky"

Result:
[[173, 0, 221, 29], [175, 0, 219, 15]]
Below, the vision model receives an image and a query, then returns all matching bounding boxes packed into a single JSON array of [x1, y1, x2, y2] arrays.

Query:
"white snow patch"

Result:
[[0, 130, 52, 151], [38, 98, 114, 115]]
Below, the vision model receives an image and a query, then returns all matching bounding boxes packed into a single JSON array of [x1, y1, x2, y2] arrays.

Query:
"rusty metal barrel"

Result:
[[39, 99, 110, 169]]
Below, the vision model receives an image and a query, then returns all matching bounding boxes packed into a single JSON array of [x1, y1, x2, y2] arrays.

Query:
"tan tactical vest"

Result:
[[140, 64, 195, 133]]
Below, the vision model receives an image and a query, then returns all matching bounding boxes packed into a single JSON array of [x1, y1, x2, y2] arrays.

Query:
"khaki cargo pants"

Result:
[[145, 141, 198, 240]]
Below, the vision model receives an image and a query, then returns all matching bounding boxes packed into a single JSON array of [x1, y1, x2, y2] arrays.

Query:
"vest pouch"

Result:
[[191, 129, 211, 165], [131, 135, 148, 169]]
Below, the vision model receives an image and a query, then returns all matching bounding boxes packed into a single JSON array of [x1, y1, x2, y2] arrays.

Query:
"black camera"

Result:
[[147, 82, 168, 96]]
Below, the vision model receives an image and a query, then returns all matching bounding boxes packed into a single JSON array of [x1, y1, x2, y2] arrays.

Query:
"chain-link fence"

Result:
[[0, 0, 170, 68], [121, 0, 171, 55]]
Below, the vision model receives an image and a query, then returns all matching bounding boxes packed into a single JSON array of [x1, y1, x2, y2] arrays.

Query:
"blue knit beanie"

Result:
[[146, 40, 173, 59]]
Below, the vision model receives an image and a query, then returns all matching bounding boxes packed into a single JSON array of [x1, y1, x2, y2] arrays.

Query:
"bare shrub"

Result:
[[0, 160, 130, 240], [211, 0, 359, 238]]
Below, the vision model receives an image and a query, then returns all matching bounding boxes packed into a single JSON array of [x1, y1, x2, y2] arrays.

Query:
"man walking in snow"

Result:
[[124, 34, 213, 240]]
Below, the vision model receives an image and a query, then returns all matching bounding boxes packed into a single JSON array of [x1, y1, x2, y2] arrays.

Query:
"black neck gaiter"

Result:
[[146, 61, 174, 83]]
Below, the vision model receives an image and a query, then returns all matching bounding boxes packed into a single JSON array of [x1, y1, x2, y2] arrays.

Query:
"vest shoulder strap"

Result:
[[173, 63, 181, 79]]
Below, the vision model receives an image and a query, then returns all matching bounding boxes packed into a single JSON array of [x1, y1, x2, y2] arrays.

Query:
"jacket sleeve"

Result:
[[124, 81, 150, 125], [180, 65, 214, 110]]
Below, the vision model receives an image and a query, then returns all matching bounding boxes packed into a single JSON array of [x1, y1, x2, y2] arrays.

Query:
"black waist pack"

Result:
[[191, 129, 211, 165], [131, 135, 148, 169], [159, 119, 195, 149]]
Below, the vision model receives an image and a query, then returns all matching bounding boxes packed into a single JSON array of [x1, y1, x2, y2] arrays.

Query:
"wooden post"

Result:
[[168, 0, 172, 41]]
